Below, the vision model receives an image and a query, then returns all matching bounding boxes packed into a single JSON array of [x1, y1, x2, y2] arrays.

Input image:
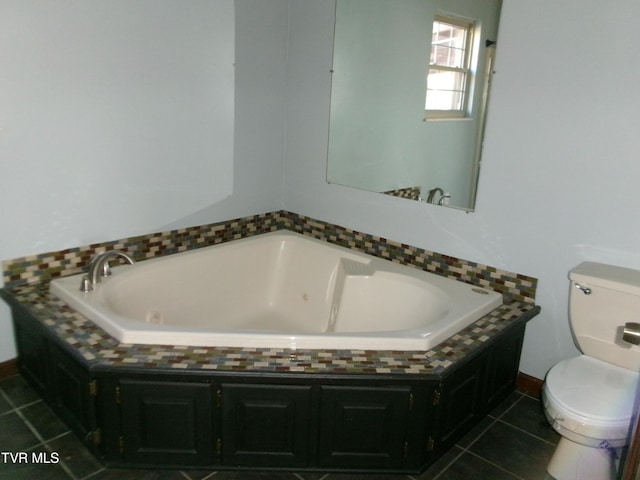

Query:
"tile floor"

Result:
[[0, 374, 558, 480]]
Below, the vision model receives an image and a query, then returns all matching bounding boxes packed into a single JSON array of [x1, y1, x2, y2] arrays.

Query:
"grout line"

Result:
[[9, 399, 79, 480], [79, 467, 108, 480], [463, 449, 527, 480], [493, 391, 525, 420], [0, 385, 11, 408], [520, 391, 541, 401], [460, 419, 497, 451], [428, 447, 466, 480], [494, 417, 559, 447], [44, 442, 79, 480], [14, 403, 57, 445]]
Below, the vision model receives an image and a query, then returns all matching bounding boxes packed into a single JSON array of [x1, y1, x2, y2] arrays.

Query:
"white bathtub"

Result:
[[50, 231, 502, 351]]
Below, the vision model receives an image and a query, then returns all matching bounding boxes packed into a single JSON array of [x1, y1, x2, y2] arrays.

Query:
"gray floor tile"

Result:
[[487, 391, 524, 419], [412, 445, 463, 480], [0, 392, 11, 415], [0, 459, 70, 480], [455, 416, 495, 449], [499, 395, 559, 445], [433, 451, 519, 480], [0, 376, 40, 407], [85, 467, 191, 479], [47, 432, 104, 479], [210, 472, 302, 480], [322, 473, 411, 480], [468, 421, 555, 480], [0, 412, 40, 451], [20, 401, 70, 441]]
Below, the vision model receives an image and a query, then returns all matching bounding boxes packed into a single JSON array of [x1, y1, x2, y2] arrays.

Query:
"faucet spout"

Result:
[[426, 187, 444, 204], [82, 250, 135, 292]]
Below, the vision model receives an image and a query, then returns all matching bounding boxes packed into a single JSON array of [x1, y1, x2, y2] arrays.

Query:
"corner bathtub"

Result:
[[50, 231, 502, 351]]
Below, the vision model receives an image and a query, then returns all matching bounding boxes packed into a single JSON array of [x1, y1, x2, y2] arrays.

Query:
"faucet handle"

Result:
[[622, 322, 640, 346], [79, 275, 92, 292]]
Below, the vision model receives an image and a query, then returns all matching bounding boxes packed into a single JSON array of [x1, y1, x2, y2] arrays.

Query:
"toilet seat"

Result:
[[543, 355, 638, 447]]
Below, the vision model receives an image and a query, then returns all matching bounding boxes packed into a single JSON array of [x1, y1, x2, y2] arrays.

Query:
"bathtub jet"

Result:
[[50, 231, 502, 351]]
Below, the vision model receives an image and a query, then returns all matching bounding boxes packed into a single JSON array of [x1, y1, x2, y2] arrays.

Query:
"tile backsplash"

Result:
[[2, 211, 536, 303]]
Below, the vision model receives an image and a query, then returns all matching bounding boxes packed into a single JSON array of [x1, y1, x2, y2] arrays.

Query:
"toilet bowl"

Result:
[[542, 262, 640, 480], [543, 355, 638, 480]]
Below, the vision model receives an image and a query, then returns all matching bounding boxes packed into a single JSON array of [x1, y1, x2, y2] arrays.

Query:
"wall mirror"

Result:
[[326, 0, 502, 211]]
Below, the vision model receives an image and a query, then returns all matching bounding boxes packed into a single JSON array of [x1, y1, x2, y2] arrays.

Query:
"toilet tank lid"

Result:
[[569, 262, 640, 295]]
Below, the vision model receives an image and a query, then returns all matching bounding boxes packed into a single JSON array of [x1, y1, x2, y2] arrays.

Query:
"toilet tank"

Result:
[[569, 262, 640, 371]]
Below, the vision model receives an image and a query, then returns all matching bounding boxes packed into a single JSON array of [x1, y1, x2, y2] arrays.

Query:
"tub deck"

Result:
[[49, 231, 503, 352], [1, 282, 538, 375], [0, 214, 540, 473]]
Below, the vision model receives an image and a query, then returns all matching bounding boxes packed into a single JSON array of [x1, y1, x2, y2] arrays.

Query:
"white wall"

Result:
[[0, 0, 287, 362], [284, 0, 640, 379], [161, 0, 289, 229], [1, 0, 235, 254], [3, 0, 639, 381]]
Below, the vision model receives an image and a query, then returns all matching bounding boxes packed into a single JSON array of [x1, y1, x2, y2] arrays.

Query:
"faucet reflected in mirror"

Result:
[[425, 187, 451, 206], [326, 0, 502, 211]]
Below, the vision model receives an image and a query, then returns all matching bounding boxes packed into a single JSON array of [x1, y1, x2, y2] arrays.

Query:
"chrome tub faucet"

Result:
[[80, 250, 135, 292]]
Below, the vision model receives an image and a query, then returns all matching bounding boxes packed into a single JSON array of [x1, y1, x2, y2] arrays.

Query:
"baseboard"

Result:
[[517, 372, 543, 398], [0, 358, 18, 379]]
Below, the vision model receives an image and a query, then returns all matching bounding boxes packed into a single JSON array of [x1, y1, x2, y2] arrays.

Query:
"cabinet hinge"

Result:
[[427, 436, 435, 452], [215, 438, 222, 456], [85, 428, 101, 446], [119, 436, 124, 454], [432, 389, 441, 406], [115, 386, 121, 404], [215, 388, 222, 408], [88, 380, 98, 397], [408, 393, 414, 412]]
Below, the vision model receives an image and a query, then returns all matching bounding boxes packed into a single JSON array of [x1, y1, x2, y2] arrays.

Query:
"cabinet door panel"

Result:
[[437, 358, 486, 448], [119, 380, 214, 466], [12, 310, 49, 396], [50, 345, 96, 443], [222, 384, 311, 467], [485, 324, 525, 409], [318, 385, 411, 469]]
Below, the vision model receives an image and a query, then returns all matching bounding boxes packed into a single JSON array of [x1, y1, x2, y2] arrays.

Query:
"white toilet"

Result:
[[542, 262, 640, 480]]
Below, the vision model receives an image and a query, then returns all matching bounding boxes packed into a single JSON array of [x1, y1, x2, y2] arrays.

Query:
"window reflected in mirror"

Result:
[[327, 0, 502, 211]]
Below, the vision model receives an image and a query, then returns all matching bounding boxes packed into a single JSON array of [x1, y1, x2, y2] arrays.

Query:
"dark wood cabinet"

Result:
[[12, 308, 50, 396], [484, 325, 525, 410], [318, 385, 413, 469], [434, 356, 486, 451], [118, 379, 216, 466], [9, 301, 528, 474], [11, 309, 98, 451], [221, 383, 312, 467], [49, 344, 96, 444], [430, 323, 526, 455]]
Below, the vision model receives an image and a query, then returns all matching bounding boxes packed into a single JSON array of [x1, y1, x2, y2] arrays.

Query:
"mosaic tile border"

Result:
[[2, 211, 281, 289], [2, 210, 537, 303], [279, 212, 537, 304], [383, 186, 422, 201], [1, 283, 539, 376]]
